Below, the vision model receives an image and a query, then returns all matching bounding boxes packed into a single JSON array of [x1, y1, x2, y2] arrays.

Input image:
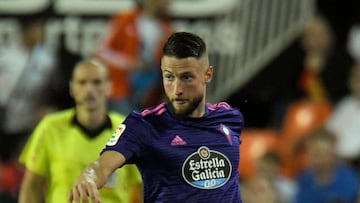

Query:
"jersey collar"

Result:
[[71, 114, 112, 138]]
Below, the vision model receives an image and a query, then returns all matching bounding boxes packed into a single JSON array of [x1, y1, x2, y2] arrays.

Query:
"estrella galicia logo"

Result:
[[182, 146, 232, 189]]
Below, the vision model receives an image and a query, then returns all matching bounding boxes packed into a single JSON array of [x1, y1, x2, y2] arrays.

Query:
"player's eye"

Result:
[[76, 80, 86, 85], [182, 75, 193, 82], [92, 79, 103, 86], [164, 74, 174, 81]]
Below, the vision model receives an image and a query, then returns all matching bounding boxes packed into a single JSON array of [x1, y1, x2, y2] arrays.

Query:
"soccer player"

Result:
[[18, 59, 141, 203], [69, 32, 244, 203]]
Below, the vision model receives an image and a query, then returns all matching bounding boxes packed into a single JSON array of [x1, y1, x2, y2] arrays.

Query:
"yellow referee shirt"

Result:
[[19, 109, 141, 203]]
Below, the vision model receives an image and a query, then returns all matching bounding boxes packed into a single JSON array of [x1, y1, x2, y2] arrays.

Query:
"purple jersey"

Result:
[[102, 102, 244, 203]]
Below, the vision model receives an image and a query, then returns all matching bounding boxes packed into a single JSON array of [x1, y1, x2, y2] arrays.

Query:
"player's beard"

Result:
[[171, 95, 203, 117]]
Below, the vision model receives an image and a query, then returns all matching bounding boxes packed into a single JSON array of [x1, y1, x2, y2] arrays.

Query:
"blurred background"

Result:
[[2, 0, 360, 202]]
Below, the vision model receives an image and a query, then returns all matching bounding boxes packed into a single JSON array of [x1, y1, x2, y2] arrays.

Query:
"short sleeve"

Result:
[[19, 119, 49, 176], [101, 113, 148, 162]]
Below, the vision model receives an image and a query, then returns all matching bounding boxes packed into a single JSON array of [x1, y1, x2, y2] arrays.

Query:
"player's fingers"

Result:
[[68, 190, 74, 203], [69, 186, 81, 203], [77, 183, 89, 203], [86, 182, 102, 203]]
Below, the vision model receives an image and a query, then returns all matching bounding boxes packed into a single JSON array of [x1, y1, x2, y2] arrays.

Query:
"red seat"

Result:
[[238, 128, 279, 180], [281, 99, 332, 138], [0, 161, 24, 196]]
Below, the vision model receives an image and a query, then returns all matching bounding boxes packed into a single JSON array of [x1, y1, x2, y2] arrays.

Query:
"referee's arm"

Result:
[[68, 150, 126, 203], [19, 169, 46, 203]]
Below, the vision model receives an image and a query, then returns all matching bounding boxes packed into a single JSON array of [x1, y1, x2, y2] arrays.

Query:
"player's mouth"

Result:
[[83, 96, 97, 102], [173, 99, 187, 105]]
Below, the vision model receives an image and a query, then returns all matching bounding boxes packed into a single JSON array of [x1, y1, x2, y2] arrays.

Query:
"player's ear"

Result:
[[205, 66, 213, 83], [69, 81, 74, 98]]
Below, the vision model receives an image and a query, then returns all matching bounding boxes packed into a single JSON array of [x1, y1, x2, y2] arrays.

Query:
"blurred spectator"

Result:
[[298, 16, 333, 102], [325, 64, 360, 169], [230, 15, 354, 129], [297, 16, 353, 104], [240, 150, 296, 203], [256, 151, 296, 203], [95, 0, 173, 114], [281, 15, 353, 128], [293, 128, 359, 203], [18, 59, 142, 203], [241, 176, 279, 203], [0, 19, 57, 162]]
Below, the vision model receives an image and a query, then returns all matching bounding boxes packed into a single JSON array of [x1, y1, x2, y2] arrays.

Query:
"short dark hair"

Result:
[[162, 32, 207, 59]]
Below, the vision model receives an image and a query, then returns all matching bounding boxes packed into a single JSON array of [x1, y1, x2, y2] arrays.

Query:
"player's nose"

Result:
[[174, 80, 183, 96]]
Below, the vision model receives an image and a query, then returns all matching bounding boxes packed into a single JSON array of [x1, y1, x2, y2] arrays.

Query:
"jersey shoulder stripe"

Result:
[[140, 103, 167, 117], [207, 102, 232, 111]]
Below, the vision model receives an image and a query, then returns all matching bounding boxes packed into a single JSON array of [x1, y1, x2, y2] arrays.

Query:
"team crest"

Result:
[[106, 124, 126, 146], [182, 146, 232, 189], [221, 124, 230, 136], [221, 124, 233, 145]]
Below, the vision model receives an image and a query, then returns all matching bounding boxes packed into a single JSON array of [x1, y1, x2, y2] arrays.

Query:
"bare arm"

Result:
[[18, 170, 46, 203], [68, 150, 126, 203]]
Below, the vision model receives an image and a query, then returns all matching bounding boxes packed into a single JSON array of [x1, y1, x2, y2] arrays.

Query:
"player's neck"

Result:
[[76, 107, 107, 130], [189, 101, 206, 118]]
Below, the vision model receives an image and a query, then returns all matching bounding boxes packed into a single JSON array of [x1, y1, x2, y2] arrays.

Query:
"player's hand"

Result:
[[68, 174, 102, 203]]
